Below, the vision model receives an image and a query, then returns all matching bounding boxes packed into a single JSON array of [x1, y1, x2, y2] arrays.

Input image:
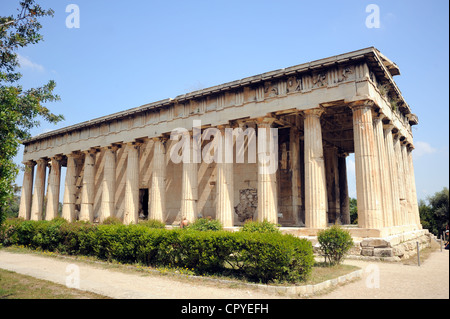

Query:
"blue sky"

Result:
[[2, 0, 449, 201]]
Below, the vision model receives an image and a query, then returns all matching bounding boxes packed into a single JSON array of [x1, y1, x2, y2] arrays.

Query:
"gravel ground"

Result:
[[315, 249, 449, 299], [0, 249, 448, 299]]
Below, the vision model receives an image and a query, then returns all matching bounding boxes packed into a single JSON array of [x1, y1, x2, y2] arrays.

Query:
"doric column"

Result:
[[350, 100, 383, 229], [303, 108, 327, 228], [216, 126, 234, 227], [384, 124, 402, 226], [393, 133, 407, 225], [79, 150, 96, 222], [290, 126, 301, 225], [338, 152, 351, 225], [257, 118, 278, 224], [180, 133, 198, 223], [324, 145, 340, 224], [407, 144, 421, 226], [401, 140, 413, 225], [100, 145, 119, 223], [124, 142, 141, 225], [62, 153, 79, 222], [18, 161, 35, 220], [30, 158, 47, 221], [149, 137, 167, 223], [45, 156, 62, 220], [373, 115, 393, 227]]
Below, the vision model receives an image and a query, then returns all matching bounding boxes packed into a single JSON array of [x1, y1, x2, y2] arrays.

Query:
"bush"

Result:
[[0, 219, 314, 284], [139, 219, 166, 229], [234, 232, 314, 283], [187, 218, 223, 231], [102, 216, 122, 225], [240, 220, 281, 234], [317, 225, 354, 265]]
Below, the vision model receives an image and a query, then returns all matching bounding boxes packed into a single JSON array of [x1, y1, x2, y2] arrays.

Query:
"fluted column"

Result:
[[45, 156, 62, 220], [30, 158, 47, 221], [181, 133, 198, 223], [149, 137, 167, 223], [18, 161, 35, 220], [79, 150, 96, 222], [216, 126, 234, 227], [62, 154, 79, 222], [373, 115, 393, 227], [290, 127, 301, 225], [401, 140, 413, 225], [338, 152, 351, 225], [124, 142, 141, 225], [303, 109, 327, 228], [407, 144, 421, 227], [350, 101, 383, 229], [101, 145, 118, 222], [324, 145, 340, 224], [393, 134, 407, 225], [257, 118, 278, 224], [384, 124, 402, 226]]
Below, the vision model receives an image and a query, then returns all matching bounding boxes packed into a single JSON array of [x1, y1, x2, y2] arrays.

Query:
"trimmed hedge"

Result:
[[0, 218, 314, 283]]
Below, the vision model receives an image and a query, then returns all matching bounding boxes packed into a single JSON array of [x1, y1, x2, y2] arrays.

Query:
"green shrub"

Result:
[[235, 232, 314, 283], [317, 225, 354, 265], [139, 219, 166, 229], [102, 216, 122, 225], [240, 220, 281, 234], [187, 218, 223, 231], [1, 219, 314, 284]]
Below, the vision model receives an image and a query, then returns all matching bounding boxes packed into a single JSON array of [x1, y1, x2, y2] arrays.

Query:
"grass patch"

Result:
[[0, 268, 109, 299], [305, 262, 359, 285]]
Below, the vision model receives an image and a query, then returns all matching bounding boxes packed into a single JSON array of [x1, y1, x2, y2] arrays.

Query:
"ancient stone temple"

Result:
[[18, 47, 428, 256]]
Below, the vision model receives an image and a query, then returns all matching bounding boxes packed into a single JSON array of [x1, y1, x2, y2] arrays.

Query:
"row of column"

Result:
[[18, 138, 169, 224], [18, 100, 420, 229], [18, 122, 281, 227], [350, 100, 420, 229]]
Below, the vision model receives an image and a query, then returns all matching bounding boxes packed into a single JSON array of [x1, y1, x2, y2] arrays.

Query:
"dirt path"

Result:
[[0, 249, 448, 299], [0, 250, 287, 299], [314, 250, 449, 299]]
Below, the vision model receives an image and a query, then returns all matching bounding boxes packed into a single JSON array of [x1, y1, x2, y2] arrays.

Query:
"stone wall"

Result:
[[306, 229, 432, 261], [350, 229, 432, 261]]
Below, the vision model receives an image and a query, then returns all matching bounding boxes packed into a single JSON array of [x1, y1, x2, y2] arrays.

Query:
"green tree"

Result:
[[420, 187, 449, 237], [349, 197, 358, 225], [1, 0, 63, 226]]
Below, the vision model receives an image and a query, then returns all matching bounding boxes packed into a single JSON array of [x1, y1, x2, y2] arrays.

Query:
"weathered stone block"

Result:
[[361, 238, 390, 248], [361, 248, 374, 256], [374, 248, 393, 257], [393, 246, 405, 257]]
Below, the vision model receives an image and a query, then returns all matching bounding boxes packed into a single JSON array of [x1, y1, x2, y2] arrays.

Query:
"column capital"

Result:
[[392, 132, 402, 141], [22, 160, 36, 167], [66, 151, 83, 159], [255, 116, 276, 126], [236, 119, 256, 129], [302, 107, 324, 118], [383, 123, 395, 131], [216, 123, 232, 131], [348, 99, 376, 111], [104, 144, 121, 152], [373, 111, 387, 122], [126, 140, 143, 148], [82, 148, 99, 155], [36, 158, 48, 165], [51, 155, 64, 161], [151, 135, 169, 144]]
